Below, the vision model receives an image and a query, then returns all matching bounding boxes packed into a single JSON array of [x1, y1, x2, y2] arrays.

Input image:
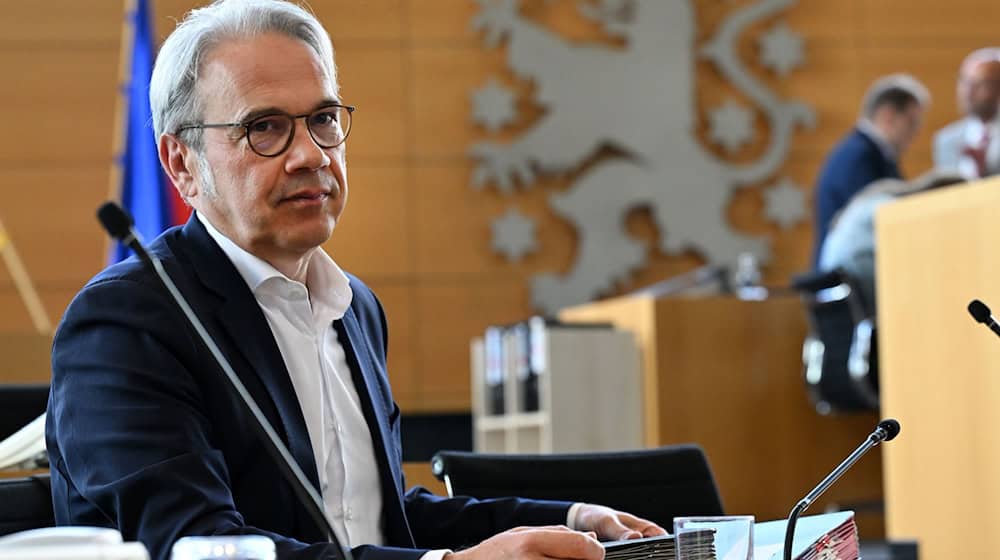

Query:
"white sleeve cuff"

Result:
[[567, 502, 585, 530], [420, 549, 453, 560]]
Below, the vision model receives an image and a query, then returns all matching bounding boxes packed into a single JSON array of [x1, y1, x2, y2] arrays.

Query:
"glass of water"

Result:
[[170, 535, 275, 560], [674, 515, 754, 560]]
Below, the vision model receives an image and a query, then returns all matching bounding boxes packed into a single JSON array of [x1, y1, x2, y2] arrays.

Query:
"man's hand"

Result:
[[574, 504, 668, 541], [446, 525, 604, 560]]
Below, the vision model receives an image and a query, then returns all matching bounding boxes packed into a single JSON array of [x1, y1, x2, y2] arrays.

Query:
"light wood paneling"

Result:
[[0, 332, 52, 383], [336, 45, 408, 161], [0, 289, 78, 334], [327, 165, 413, 279], [877, 177, 1000, 559], [0, 49, 118, 166], [859, 0, 1000, 40], [0, 167, 110, 287], [0, 2, 120, 44], [412, 279, 529, 411]]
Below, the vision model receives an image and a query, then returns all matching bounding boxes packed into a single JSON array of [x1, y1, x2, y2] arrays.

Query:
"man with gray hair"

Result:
[[44, 1, 664, 560], [810, 73, 929, 267], [934, 47, 1000, 179]]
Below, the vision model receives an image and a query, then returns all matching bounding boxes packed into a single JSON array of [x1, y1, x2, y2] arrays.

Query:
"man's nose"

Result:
[[285, 121, 331, 171]]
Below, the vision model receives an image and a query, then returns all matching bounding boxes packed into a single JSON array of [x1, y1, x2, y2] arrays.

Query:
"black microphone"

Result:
[[97, 202, 353, 560], [968, 299, 1000, 339], [782, 419, 900, 560]]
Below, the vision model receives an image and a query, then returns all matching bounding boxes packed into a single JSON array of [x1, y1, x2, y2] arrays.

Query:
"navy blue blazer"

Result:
[[46, 217, 570, 560], [812, 128, 901, 266]]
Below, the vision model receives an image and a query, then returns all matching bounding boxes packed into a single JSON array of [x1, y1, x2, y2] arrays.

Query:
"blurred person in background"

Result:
[[812, 74, 930, 268], [934, 47, 1000, 179]]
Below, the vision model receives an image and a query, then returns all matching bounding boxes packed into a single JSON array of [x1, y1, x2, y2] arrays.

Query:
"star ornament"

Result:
[[708, 99, 754, 153], [759, 23, 804, 77], [764, 178, 806, 229], [471, 78, 518, 132], [491, 207, 538, 261]]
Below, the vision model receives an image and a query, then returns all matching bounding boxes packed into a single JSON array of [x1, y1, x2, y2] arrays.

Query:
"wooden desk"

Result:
[[561, 295, 883, 535]]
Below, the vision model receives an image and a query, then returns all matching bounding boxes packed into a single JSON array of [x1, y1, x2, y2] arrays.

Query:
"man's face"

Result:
[[885, 101, 924, 154], [958, 60, 1000, 121], [176, 33, 347, 265]]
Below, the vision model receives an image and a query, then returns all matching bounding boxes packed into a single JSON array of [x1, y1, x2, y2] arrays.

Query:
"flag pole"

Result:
[[105, 0, 138, 263], [0, 216, 52, 335]]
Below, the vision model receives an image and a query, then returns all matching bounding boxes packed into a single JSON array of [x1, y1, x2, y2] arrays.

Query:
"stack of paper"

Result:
[[604, 530, 715, 560]]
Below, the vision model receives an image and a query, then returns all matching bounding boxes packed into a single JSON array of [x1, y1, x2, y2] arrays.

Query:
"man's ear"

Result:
[[159, 133, 198, 201]]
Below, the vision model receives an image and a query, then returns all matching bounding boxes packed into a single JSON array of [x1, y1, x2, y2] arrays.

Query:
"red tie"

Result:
[[962, 131, 991, 178]]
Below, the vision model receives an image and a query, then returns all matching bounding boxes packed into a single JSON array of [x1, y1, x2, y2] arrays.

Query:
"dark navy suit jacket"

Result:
[[812, 127, 901, 266], [46, 217, 570, 560]]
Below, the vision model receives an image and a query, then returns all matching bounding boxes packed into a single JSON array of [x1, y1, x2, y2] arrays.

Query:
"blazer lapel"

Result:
[[334, 308, 413, 547]]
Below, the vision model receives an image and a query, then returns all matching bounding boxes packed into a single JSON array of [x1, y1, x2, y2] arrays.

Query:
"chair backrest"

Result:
[[430, 445, 724, 529], [0, 474, 54, 536], [791, 269, 879, 414], [0, 385, 48, 440]]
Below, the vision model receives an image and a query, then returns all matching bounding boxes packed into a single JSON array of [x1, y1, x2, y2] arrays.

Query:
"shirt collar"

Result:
[[856, 118, 897, 162], [197, 211, 353, 319]]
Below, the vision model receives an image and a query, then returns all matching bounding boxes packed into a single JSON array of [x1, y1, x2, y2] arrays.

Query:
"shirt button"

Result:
[[344, 507, 353, 521]]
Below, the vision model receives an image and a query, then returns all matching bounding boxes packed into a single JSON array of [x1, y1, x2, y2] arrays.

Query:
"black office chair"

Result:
[[430, 445, 724, 529], [791, 268, 879, 414], [0, 474, 54, 536], [0, 384, 49, 440]]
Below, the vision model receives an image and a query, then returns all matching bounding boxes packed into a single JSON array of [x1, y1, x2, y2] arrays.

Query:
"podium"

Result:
[[560, 295, 884, 534], [876, 176, 1000, 559]]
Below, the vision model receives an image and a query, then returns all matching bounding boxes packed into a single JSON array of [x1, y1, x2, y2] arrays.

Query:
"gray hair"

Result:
[[149, 0, 337, 149], [860, 73, 930, 119], [961, 47, 1000, 74]]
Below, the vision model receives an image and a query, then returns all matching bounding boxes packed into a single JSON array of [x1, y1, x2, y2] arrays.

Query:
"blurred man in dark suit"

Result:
[[812, 74, 929, 267], [934, 48, 1000, 179], [44, 2, 664, 560]]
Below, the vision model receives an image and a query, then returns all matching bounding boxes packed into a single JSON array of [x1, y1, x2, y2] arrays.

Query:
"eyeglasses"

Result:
[[175, 103, 355, 157]]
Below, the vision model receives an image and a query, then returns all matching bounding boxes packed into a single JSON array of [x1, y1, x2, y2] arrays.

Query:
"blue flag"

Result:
[[112, 0, 182, 263]]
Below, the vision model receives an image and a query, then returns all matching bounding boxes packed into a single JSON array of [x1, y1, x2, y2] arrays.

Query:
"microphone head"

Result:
[[969, 299, 992, 324], [97, 202, 134, 241], [877, 418, 901, 442]]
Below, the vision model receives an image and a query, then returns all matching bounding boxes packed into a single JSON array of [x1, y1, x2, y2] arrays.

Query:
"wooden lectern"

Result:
[[877, 176, 1000, 559], [560, 295, 884, 534]]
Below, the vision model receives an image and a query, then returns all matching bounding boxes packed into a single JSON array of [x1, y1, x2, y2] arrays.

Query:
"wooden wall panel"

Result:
[[1, 1, 998, 415], [0, 2, 120, 44], [326, 165, 413, 279], [336, 45, 408, 161], [0, 49, 118, 166]]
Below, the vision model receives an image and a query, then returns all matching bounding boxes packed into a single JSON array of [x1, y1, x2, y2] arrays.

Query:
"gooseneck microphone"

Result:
[[782, 419, 900, 560], [967, 299, 1000, 339], [97, 202, 353, 560]]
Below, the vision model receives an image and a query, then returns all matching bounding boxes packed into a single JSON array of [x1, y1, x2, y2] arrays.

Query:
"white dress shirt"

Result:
[[198, 213, 391, 548], [198, 213, 579, 560]]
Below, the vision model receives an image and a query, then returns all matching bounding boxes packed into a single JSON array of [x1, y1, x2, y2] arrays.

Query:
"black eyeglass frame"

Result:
[[174, 103, 356, 157]]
